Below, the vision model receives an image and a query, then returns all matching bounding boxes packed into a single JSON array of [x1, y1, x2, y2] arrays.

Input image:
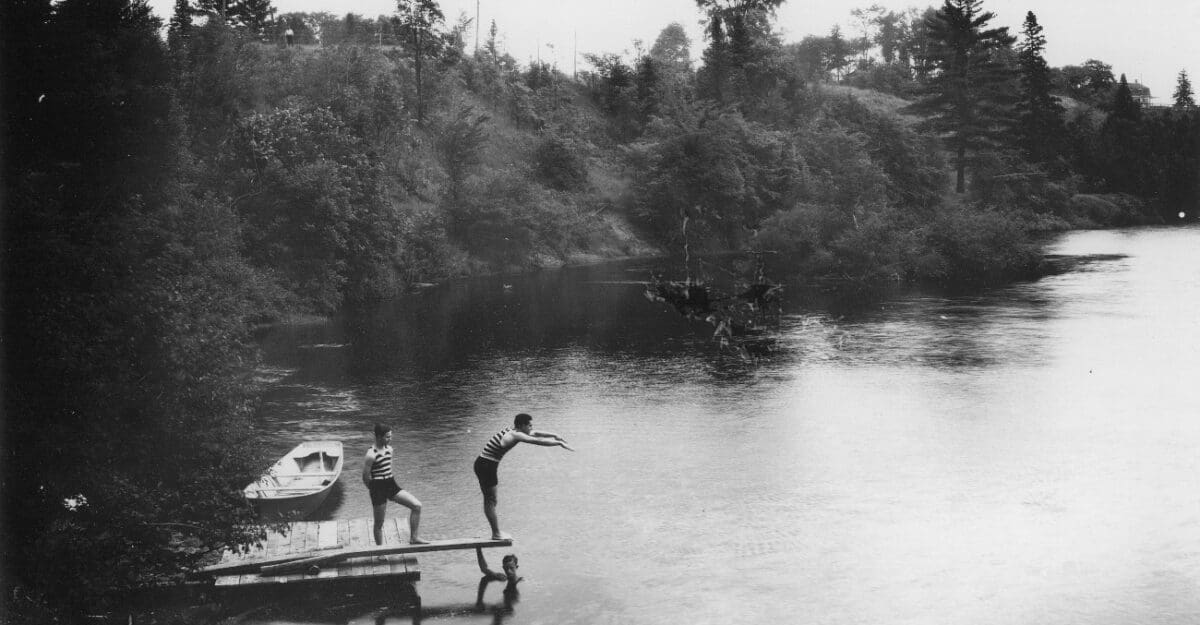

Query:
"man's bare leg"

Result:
[[372, 503, 387, 545], [483, 485, 508, 540], [393, 490, 428, 544]]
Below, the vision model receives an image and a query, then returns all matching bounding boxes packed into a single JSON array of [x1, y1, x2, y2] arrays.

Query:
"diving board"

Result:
[[199, 517, 511, 588]]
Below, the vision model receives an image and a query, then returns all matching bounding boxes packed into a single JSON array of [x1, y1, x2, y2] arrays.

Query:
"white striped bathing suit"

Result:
[[479, 427, 515, 462], [370, 445, 393, 479]]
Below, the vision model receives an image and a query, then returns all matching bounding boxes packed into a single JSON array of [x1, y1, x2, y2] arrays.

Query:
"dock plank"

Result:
[[348, 517, 368, 577], [202, 517, 495, 581], [318, 520, 338, 550], [260, 537, 513, 575], [305, 522, 319, 554]]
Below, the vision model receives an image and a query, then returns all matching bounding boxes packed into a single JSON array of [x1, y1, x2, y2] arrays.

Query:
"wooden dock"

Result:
[[204, 517, 511, 590]]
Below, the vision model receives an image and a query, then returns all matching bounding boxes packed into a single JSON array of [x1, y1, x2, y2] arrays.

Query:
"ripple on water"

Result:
[[262, 384, 363, 417]]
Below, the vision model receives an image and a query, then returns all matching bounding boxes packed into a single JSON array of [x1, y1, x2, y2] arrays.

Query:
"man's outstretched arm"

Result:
[[512, 431, 573, 450]]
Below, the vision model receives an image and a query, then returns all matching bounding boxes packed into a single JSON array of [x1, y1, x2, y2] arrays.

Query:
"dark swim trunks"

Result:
[[474, 456, 499, 491], [368, 478, 402, 506]]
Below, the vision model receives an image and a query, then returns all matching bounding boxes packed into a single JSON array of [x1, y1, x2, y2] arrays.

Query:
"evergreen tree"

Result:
[[1174, 69, 1196, 110], [168, 0, 195, 53], [1013, 11, 1065, 167], [396, 0, 445, 123], [695, 0, 783, 104], [907, 0, 1016, 193], [198, 0, 274, 36], [485, 19, 498, 60], [697, 10, 729, 102], [1112, 73, 1140, 121], [1096, 74, 1148, 194]]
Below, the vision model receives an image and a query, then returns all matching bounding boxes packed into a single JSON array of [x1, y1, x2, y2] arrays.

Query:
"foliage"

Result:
[[696, 4, 792, 118], [1173, 69, 1195, 110], [1053, 60, 1115, 109], [229, 102, 401, 311], [631, 108, 801, 247], [534, 136, 590, 191], [197, 0, 274, 36], [2, 2, 271, 620], [651, 22, 693, 72], [920, 203, 1042, 284], [396, 0, 446, 122], [435, 102, 491, 201], [906, 0, 1017, 193], [822, 94, 945, 210], [1013, 11, 1066, 170]]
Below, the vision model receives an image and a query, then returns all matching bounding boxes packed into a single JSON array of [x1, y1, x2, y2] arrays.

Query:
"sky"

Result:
[[148, 0, 1197, 104]]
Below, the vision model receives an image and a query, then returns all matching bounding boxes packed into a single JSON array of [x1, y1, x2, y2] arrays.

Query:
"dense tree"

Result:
[[435, 103, 490, 203], [651, 22, 693, 72], [168, 0, 196, 53], [229, 102, 402, 309], [584, 53, 636, 118], [1055, 59, 1115, 107], [643, 23, 696, 121], [695, 0, 785, 106], [873, 9, 905, 64], [1112, 73, 1140, 121], [2, 1, 270, 620], [198, 0, 275, 36], [905, 7, 939, 82], [396, 0, 445, 122], [632, 109, 801, 246], [825, 25, 852, 80], [1013, 11, 1065, 168], [1174, 69, 1196, 110], [907, 0, 1016, 193]]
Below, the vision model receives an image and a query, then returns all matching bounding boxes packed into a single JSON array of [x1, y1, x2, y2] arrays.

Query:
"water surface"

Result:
[[245, 226, 1200, 625]]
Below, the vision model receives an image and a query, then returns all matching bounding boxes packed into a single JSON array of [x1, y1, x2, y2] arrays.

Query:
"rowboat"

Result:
[[244, 441, 343, 519]]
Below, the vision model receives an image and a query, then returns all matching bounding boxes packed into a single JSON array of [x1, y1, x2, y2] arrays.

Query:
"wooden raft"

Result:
[[206, 517, 512, 589], [211, 517, 416, 588]]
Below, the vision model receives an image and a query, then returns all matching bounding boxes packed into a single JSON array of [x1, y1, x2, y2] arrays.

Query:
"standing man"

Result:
[[363, 423, 428, 545], [284, 25, 294, 46], [473, 413, 573, 540]]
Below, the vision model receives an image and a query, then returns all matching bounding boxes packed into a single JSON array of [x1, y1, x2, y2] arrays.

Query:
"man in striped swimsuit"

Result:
[[473, 413, 573, 540], [363, 423, 428, 545]]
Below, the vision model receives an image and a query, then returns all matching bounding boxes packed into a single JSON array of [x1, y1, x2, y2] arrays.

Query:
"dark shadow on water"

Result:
[[204, 579, 419, 623], [1038, 253, 1129, 276]]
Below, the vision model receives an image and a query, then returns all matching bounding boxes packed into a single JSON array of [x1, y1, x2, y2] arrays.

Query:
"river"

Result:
[[241, 225, 1200, 625]]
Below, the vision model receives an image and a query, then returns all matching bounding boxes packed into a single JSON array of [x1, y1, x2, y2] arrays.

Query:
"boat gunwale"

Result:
[[244, 441, 344, 502]]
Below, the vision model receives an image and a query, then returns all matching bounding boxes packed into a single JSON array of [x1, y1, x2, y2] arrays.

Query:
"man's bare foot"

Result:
[[410, 537, 430, 545], [491, 532, 512, 541]]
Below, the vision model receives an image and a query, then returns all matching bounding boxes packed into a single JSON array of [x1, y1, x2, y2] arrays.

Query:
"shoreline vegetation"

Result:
[[2, 0, 1196, 622]]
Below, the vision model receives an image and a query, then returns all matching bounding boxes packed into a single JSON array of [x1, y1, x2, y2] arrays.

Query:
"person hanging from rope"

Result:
[[473, 413, 573, 540]]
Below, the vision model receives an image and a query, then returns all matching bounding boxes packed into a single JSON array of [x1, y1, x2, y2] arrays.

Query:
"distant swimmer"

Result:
[[363, 423, 429, 545], [473, 413, 573, 540]]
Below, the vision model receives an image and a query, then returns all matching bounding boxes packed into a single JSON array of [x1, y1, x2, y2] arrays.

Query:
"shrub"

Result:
[[920, 204, 1042, 285], [533, 136, 589, 191]]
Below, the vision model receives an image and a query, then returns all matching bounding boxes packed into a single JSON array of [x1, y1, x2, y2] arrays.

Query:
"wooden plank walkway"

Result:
[[206, 517, 513, 589], [212, 517, 419, 588]]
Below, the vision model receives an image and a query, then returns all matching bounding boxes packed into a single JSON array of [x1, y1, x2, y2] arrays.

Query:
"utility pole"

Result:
[[474, 0, 479, 55], [573, 30, 577, 80]]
